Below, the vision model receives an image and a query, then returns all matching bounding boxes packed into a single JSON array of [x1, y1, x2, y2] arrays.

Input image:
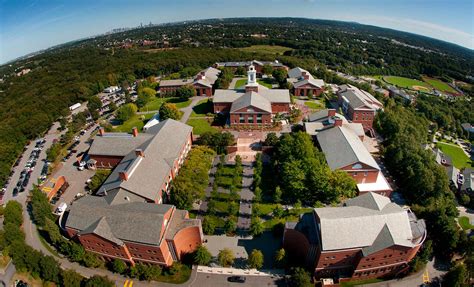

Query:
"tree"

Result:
[[229, 201, 239, 215], [176, 85, 195, 100], [274, 248, 287, 267], [30, 187, 54, 227], [442, 264, 467, 287], [236, 66, 246, 76], [290, 267, 312, 287], [262, 64, 273, 75], [116, 103, 137, 122], [202, 216, 216, 235], [4, 201, 23, 226], [39, 255, 61, 283], [254, 187, 262, 203], [224, 216, 237, 234], [4, 223, 24, 245], [273, 205, 284, 218], [250, 217, 264, 236], [207, 199, 217, 215], [112, 259, 127, 274], [264, 132, 279, 146], [84, 275, 114, 287], [159, 103, 181, 120], [136, 87, 156, 108], [272, 69, 288, 87], [87, 96, 102, 112], [194, 245, 212, 266], [108, 101, 118, 112], [82, 252, 103, 268], [44, 218, 62, 245], [274, 186, 282, 203], [218, 248, 235, 267], [247, 249, 264, 269], [61, 269, 83, 287]]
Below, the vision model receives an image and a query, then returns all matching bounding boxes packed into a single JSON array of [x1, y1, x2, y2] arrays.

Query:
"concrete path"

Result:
[[197, 265, 284, 277], [229, 77, 246, 89], [237, 163, 255, 230], [0, 260, 16, 287], [180, 96, 208, 123]]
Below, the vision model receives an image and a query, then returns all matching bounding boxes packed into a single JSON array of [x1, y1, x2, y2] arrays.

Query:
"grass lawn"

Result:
[[0, 254, 10, 268], [156, 264, 192, 284], [235, 78, 274, 89], [304, 100, 324, 110], [191, 99, 213, 117], [383, 76, 431, 90], [139, 97, 192, 112], [206, 215, 226, 228], [186, 118, 218, 135], [459, 216, 474, 230], [340, 279, 383, 287], [436, 142, 473, 169], [215, 165, 242, 189], [422, 76, 457, 93], [113, 112, 156, 132], [255, 203, 279, 217], [237, 45, 293, 55]]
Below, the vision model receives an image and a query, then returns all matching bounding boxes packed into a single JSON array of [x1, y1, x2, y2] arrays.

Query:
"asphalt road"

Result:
[[189, 272, 287, 287]]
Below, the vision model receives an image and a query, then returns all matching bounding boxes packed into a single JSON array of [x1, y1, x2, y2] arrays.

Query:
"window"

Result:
[[257, 114, 262, 123], [248, 117, 254, 124], [239, 114, 245, 123]]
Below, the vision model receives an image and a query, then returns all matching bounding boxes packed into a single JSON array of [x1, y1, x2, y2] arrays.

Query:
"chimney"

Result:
[[328, 109, 336, 117], [119, 171, 129, 181], [135, 149, 144, 157], [132, 127, 138, 137], [99, 127, 105, 136], [334, 118, 343, 127]]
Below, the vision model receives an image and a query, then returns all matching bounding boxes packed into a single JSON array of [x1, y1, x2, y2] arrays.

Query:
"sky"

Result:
[[0, 0, 473, 64]]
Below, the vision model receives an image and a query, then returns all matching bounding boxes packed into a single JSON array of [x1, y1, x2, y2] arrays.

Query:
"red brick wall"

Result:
[[171, 225, 203, 259], [126, 240, 173, 266], [295, 86, 324, 97], [352, 110, 375, 129], [340, 163, 379, 184], [229, 113, 272, 126], [77, 233, 134, 264], [271, 103, 290, 113], [283, 229, 310, 261], [89, 155, 123, 169], [159, 85, 183, 93]]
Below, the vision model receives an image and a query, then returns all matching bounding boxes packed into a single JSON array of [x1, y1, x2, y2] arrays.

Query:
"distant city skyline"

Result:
[[0, 0, 473, 64]]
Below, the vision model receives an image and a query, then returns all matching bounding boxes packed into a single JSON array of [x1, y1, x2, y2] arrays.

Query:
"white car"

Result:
[[77, 165, 85, 171], [55, 202, 67, 215]]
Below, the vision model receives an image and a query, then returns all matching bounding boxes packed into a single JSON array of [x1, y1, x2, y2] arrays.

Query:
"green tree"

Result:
[[262, 64, 273, 75], [176, 85, 195, 100], [274, 186, 282, 203], [273, 205, 284, 218], [218, 248, 235, 267], [39, 255, 61, 283], [247, 249, 264, 269], [61, 269, 83, 287], [116, 103, 137, 122], [4, 201, 23, 226], [44, 218, 62, 245], [84, 275, 114, 287], [236, 66, 246, 76], [274, 248, 287, 267], [30, 187, 54, 227], [159, 103, 181, 120], [229, 201, 239, 216], [87, 96, 102, 112], [194, 245, 212, 266], [202, 216, 216, 235], [264, 132, 279, 146], [82, 252, 103, 268], [254, 187, 262, 203], [4, 223, 24, 245], [442, 264, 467, 287], [272, 69, 288, 87], [224, 216, 237, 234], [112, 259, 127, 274], [290, 267, 312, 287], [250, 217, 264, 236], [108, 101, 118, 112]]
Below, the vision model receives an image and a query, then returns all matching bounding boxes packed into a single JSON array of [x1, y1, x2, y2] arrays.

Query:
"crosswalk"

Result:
[[123, 279, 133, 287]]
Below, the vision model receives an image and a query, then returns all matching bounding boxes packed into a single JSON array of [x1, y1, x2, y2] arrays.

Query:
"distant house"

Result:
[[461, 168, 473, 194], [214, 60, 288, 77], [316, 125, 392, 196], [159, 67, 221, 97], [461, 123, 474, 139], [213, 65, 291, 127], [432, 147, 453, 167], [446, 165, 460, 190], [387, 85, 415, 104], [304, 109, 364, 140], [283, 192, 426, 281], [337, 84, 383, 131], [287, 67, 325, 97]]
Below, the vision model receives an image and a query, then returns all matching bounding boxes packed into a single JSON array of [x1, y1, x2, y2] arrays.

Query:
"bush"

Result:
[[247, 249, 264, 269], [218, 248, 234, 267], [250, 217, 264, 237], [84, 275, 114, 287], [202, 216, 216, 235], [176, 85, 195, 100], [112, 259, 127, 274], [116, 103, 138, 122], [193, 245, 212, 266], [159, 103, 181, 120]]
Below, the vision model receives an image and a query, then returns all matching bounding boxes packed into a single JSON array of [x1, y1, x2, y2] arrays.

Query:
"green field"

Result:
[[139, 97, 192, 112], [235, 78, 274, 89], [436, 142, 473, 169], [304, 100, 324, 110], [422, 76, 457, 93], [237, 45, 293, 55], [186, 118, 218, 135], [383, 76, 431, 90], [340, 279, 383, 287], [190, 99, 213, 117], [114, 112, 156, 132], [459, 216, 474, 231]]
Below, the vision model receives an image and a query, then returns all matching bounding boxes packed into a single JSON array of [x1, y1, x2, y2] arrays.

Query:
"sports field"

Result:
[[383, 76, 431, 90], [237, 45, 292, 55], [422, 76, 457, 93]]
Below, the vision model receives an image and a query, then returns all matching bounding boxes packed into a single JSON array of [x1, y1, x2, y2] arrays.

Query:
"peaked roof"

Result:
[[316, 126, 379, 170], [97, 119, 192, 201], [213, 84, 291, 105], [293, 78, 325, 89], [89, 133, 153, 157], [339, 84, 383, 111], [315, 192, 424, 251], [230, 91, 272, 113], [79, 217, 124, 246]]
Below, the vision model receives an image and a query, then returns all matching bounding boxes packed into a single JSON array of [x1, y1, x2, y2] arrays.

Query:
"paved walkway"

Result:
[[197, 266, 284, 277], [237, 163, 255, 230], [180, 96, 208, 123]]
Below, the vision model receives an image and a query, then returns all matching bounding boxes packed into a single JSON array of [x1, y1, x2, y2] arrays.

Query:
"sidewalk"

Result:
[[196, 266, 284, 277], [180, 96, 208, 123]]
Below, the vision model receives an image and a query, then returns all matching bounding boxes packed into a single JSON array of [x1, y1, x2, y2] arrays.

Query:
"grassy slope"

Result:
[[139, 97, 192, 112], [459, 216, 474, 230], [114, 112, 155, 132], [186, 118, 218, 135], [422, 76, 457, 93], [436, 142, 473, 169], [237, 45, 293, 54], [190, 99, 213, 117]]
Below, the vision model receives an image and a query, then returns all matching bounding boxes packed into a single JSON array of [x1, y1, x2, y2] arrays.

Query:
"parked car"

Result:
[[55, 202, 68, 215], [227, 276, 246, 283], [12, 187, 19, 197]]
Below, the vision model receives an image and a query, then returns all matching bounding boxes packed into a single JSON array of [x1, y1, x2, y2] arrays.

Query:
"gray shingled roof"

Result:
[[97, 119, 192, 202], [159, 78, 194, 87], [89, 133, 153, 157], [315, 192, 420, 251], [445, 165, 459, 189], [66, 195, 173, 245], [288, 67, 311, 79], [213, 85, 290, 106], [230, 91, 272, 113], [316, 126, 379, 170], [293, 78, 325, 89], [339, 85, 382, 111]]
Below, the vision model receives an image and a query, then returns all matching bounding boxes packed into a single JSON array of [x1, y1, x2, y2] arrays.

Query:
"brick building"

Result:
[[158, 67, 220, 97], [62, 195, 202, 267], [304, 109, 364, 140], [288, 67, 325, 97], [213, 65, 291, 127], [337, 85, 383, 132], [283, 192, 426, 282], [88, 119, 193, 203], [214, 60, 288, 77], [316, 125, 392, 197]]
